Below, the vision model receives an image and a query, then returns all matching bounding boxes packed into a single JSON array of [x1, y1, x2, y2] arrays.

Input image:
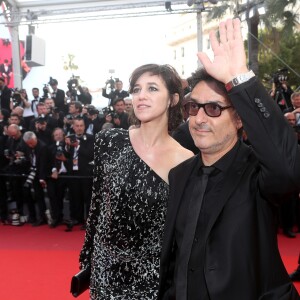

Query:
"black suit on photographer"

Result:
[[78, 86, 92, 106], [47, 128, 69, 227], [0, 77, 12, 112], [20, 132, 51, 226], [48, 78, 66, 114], [64, 101, 89, 135], [34, 116, 53, 145], [3, 125, 29, 216], [65, 118, 94, 227]]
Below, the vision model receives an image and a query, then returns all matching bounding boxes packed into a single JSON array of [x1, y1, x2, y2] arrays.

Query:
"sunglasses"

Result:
[[184, 101, 232, 117]]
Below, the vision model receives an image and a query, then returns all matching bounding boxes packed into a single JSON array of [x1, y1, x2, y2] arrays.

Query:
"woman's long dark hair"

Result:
[[128, 64, 184, 132]]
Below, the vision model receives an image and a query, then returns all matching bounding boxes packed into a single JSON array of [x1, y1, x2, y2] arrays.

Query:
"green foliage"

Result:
[[258, 30, 300, 90]]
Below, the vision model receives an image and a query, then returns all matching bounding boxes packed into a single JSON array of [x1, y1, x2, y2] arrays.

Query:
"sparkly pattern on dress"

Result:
[[79, 128, 169, 299]]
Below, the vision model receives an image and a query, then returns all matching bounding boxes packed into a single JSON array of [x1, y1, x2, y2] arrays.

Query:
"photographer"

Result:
[[47, 128, 69, 228], [64, 117, 94, 230], [0, 77, 12, 112], [283, 91, 300, 125], [48, 78, 66, 114], [64, 101, 88, 135], [34, 116, 52, 145], [20, 131, 51, 226], [44, 98, 64, 128], [112, 98, 129, 130], [270, 68, 293, 110], [78, 86, 92, 106], [86, 106, 103, 136], [10, 89, 28, 110], [0, 108, 10, 137], [102, 79, 129, 106], [29, 102, 58, 132], [3, 125, 29, 218]]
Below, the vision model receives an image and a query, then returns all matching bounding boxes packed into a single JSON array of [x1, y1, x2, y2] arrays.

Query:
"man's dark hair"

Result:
[[10, 113, 21, 120], [190, 68, 243, 137], [128, 64, 184, 131], [114, 98, 125, 105], [70, 101, 83, 113]]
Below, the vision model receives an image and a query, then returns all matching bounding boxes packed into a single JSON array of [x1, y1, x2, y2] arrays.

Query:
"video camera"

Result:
[[87, 107, 99, 116], [272, 68, 288, 87], [67, 75, 80, 99], [102, 106, 118, 118], [105, 77, 119, 92], [66, 134, 77, 144]]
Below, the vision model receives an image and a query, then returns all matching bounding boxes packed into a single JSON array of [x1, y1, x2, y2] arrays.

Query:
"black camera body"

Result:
[[4, 149, 12, 157], [102, 106, 114, 116], [67, 134, 77, 144], [65, 114, 73, 121], [67, 76, 80, 99], [11, 89, 22, 107], [294, 126, 300, 134], [272, 68, 288, 88], [105, 77, 119, 92], [55, 141, 65, 157]]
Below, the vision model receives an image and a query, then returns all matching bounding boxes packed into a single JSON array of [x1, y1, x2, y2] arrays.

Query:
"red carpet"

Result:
[[0, 224, 299, 300]]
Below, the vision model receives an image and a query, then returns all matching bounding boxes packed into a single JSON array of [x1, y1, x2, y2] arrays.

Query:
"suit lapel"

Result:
[[161, 155, 198, 260]]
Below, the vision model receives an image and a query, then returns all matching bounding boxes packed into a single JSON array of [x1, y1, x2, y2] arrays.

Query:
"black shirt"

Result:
[[174, 140, 241, 300]]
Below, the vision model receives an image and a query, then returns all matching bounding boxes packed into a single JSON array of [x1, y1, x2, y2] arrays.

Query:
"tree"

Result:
[[258, 30, 300, 91], [206, 0, 299, 76]]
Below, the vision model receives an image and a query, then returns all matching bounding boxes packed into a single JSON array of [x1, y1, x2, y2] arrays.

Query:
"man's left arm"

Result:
[[230, 77, 300, 195]]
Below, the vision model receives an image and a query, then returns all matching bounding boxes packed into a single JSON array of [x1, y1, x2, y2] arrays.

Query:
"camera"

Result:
[[294, 126, 300, 134], [102, 106, 114, 116], [67, 75, 80, 100], [42, 84, 49, 98], [4, 149, 11, 157], [55, 141, 65, 157], [24, 167, 36, 188], [11, 89, 22, 107], [272, 68, 288, 87], [87, 107, 99, 116], [35, 115, 47, 124], [65, 114, 73, 121], [14, 156, 26, 165], [67, 134, 77, 144]]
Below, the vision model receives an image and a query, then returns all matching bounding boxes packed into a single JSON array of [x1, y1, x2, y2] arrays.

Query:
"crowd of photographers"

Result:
[[0, 71, 299, 236], [0, 76, 132, 230]]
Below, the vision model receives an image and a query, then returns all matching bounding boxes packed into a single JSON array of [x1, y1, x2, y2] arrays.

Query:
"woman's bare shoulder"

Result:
[[169, 137, 195, 165]]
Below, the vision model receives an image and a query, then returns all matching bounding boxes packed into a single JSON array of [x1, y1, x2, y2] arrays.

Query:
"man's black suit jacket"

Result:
[[20, 140, 51, 181], [52, 89, 66, 113], [65, 134, 94, 176], [102, 89, 129, 105], [159, 78, 300, 299], [0, 85, 12, 112]]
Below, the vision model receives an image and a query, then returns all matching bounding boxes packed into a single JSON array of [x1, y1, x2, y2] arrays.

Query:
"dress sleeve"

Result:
[[79, 130, 109, 269]]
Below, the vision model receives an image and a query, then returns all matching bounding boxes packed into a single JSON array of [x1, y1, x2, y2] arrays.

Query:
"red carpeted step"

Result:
[[0, 224, 299, 299]]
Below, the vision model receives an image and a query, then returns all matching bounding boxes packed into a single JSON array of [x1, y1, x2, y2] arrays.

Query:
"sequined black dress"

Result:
[[80, 128, 169, 299]]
